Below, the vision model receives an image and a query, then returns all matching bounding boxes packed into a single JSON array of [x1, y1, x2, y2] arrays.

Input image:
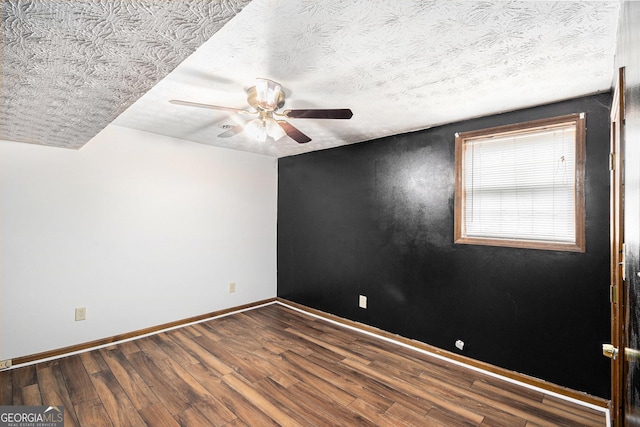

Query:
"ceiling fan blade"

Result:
[[217, 124, 245, 138], [281, 109, 353, 119], [169, 99, 253, 114], [277, 121, 311, 144]]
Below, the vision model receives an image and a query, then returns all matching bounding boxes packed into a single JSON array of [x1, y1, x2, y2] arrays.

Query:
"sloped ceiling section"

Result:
[[0, 0, 250, 149]]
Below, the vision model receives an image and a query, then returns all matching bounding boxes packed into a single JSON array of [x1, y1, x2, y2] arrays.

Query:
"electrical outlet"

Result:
[[0, 359, 12, 370], [359, 295, 367, 309], [75, 307, 87, 321], [229, 282, 236, 293]]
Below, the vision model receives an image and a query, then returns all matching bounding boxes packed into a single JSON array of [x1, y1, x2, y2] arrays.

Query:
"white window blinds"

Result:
[[463, 125, 577, 242], [454, 113, 585, 252]]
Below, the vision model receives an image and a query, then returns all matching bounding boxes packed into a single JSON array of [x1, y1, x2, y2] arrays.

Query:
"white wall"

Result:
[[0, 125, 278, 360]]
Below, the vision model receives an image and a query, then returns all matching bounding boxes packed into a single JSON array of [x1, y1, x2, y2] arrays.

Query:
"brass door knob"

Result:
[[603, 344, 619, 359]]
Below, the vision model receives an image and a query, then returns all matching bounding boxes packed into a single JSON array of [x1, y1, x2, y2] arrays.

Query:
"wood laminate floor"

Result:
[[1, 303, 607, 426]]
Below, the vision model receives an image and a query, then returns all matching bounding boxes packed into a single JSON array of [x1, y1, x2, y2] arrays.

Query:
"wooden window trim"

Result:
[[454, 113, 586, 253]]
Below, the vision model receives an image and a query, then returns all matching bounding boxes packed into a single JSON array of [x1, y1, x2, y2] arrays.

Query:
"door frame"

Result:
[[610, 66, 625, 426]]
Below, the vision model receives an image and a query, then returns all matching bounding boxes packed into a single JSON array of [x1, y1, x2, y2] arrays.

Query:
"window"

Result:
[[454, 113, 586, 252]]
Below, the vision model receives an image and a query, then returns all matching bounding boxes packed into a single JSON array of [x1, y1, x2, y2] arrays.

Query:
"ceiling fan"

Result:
[[169, 78, 353, 144]]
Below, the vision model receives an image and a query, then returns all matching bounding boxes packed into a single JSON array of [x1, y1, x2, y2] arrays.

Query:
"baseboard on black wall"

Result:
[[276, 298, 609, 410]]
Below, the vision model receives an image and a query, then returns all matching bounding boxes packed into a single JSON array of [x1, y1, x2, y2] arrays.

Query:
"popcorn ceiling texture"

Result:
[[1, 0, 250, 149], [2, 0, 620, 156]]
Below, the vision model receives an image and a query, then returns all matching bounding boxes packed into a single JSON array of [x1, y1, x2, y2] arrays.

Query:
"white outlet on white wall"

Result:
[[359, 295, 367, 309], [75, 307, 87, 321], [229, 282, 236, 293]]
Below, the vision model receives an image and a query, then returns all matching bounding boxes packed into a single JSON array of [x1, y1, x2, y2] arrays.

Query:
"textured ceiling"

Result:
[[1, 0, 621, 157], [1, 0, 250, 149]]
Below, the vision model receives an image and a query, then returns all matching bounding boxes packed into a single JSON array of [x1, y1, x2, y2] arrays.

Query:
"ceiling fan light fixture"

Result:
[[266, 117, 287, 141], [256, 78, 282, 111], [246, 118, 268, 142], [245, 116, 286, 142]]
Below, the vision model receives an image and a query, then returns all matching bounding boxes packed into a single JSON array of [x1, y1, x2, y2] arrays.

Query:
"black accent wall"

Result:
[[278, 93, 612, 398]]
